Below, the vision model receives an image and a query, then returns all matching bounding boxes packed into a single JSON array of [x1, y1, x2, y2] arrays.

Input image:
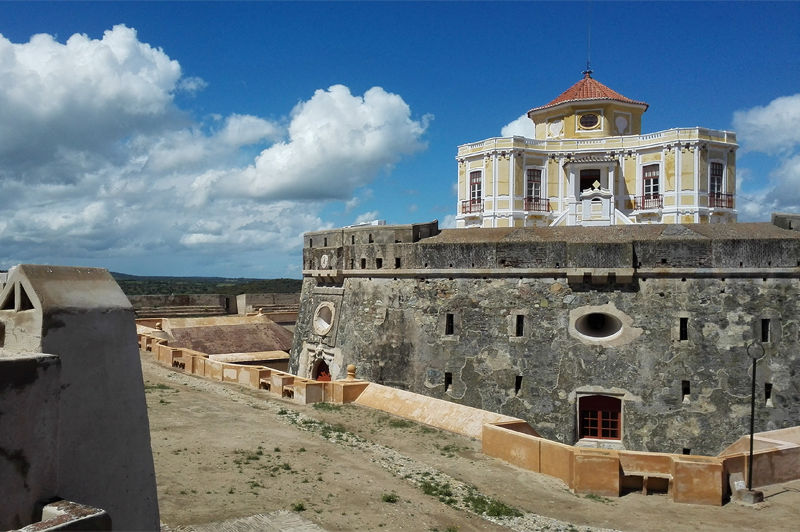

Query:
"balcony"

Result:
[[708, 193, 734, 209], [461, 199, 483, 214], [524, 196, 551, 213], [635, 194, 663, 211]]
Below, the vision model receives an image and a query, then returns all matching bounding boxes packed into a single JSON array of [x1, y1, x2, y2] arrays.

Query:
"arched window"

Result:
[[312, 359, 331, 382], [579, 395, 621, 440]]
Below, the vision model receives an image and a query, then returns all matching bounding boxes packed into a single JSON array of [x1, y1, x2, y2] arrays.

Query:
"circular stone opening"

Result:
[[575, 312, 623, 339], [313, 303, 335, 336]]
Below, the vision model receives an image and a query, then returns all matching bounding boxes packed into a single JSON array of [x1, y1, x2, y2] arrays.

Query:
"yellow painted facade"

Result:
[[457, 73, 738, 228]]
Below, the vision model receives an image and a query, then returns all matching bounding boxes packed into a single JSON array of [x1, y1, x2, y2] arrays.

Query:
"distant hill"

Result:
[[110, 272, 302, 296]]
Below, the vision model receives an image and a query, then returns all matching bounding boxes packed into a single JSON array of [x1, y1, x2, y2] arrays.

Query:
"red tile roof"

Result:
[[528, 73, 648, 114]]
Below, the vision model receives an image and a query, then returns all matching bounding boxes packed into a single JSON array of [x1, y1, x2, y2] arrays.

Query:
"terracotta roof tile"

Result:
[[528, 73, 648, 114]]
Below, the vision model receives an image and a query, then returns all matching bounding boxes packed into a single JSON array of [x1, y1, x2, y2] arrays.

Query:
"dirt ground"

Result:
[[142, 353, 800, 532]]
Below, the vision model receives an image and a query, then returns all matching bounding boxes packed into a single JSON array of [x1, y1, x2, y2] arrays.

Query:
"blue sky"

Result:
[[0, 1, 798, 278]]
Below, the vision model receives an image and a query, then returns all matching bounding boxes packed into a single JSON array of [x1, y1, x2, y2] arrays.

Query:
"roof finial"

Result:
[[583, 2, 593, 78]]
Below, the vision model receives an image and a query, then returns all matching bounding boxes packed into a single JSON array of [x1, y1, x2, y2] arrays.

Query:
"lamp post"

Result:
[[746, 341, 764, 491]]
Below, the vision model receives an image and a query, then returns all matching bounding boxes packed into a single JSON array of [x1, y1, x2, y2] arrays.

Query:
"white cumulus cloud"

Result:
[[733, 94, 800, 215], [353, 211, 381, 225], [733, 94, 800, 156], [501, 113, 536, 138], [0, 25, 185, 182], [0, 27, 429, 276], [214, 85, 431, 201]]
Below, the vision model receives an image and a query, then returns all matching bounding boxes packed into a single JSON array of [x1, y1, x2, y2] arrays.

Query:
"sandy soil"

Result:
[[142, 353, 800, 532]]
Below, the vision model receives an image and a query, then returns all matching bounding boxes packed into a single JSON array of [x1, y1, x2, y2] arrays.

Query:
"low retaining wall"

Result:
[[141, 332, 367, 406], [720, 428, 800, 489], [482, 421, 738, 506], [236, 293, 300, 315], [353, 383, 532, 440]]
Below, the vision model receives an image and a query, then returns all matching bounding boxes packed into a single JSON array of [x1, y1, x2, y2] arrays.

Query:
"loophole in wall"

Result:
[[575, 312, 622, 339]]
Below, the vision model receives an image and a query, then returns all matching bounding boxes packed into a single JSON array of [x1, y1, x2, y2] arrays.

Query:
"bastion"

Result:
[[291, 221, 800, 456]]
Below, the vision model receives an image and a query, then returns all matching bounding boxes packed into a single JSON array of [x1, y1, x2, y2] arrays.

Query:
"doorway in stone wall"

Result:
[[580, 169, 601, 192], [313, 359, 331, 381]]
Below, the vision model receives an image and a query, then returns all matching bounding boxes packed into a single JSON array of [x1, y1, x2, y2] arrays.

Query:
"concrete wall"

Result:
[[720, 427, 800, 489], [353, 383, 530, 440], [482, 421, 727, 505], [0, 354, 61, 530], [236, 293, 300, 314], [0, 265, 159, 531]]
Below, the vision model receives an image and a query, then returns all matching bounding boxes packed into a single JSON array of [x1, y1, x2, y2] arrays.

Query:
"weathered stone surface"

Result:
[[292, 223, 800, 456]]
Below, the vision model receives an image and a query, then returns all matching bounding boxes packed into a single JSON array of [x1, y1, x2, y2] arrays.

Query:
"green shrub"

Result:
[[381, 493, 399, 503]]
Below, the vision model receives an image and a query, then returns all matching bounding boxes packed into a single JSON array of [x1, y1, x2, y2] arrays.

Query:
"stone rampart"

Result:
[[292, 222, 800, 456]]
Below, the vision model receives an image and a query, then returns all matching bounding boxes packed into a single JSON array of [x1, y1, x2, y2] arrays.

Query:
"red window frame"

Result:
[[469, 171, 482, 203], [579, 395, 622, 440], [643, 164, 659, 197]]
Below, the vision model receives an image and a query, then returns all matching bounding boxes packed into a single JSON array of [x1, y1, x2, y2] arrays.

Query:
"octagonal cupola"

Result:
[[527, 71, 649, 140]]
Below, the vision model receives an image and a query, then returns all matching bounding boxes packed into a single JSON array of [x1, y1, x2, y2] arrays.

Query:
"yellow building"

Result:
[[456, 72, 738, 228]]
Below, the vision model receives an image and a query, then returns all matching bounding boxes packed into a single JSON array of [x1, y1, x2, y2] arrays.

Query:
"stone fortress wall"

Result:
[[292, 221, 800, 457]]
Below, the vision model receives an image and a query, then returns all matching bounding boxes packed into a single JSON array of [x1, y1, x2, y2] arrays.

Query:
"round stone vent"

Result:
[[568, 303, 641, 346], [575, 312, 623, 339], [313, 302, 335, 336]]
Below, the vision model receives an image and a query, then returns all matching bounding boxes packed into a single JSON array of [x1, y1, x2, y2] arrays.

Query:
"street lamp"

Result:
[[746, 341, 764, 491]]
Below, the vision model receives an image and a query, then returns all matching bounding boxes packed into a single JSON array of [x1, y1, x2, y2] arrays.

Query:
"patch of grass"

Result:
[[463, 491, 522, 517], [159, 398, 171, 404], [248, 480, 264, 489], [388, 419, 413, 428], [319, 422, 348, 439], [313, 402, 342, 412], [584, 493, 612, 504], [420, 480, 453, 499], [381, 493, 399, 503], [228, 487, 235, 494], [274, 447, 281, 452], [144, 383, 173, 391], [298, 447, 306, 452], [281, 462, 292, 471], [486, 500, 522, 517], [277, 408, 288, 415], [291, 502, 306, 512]]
